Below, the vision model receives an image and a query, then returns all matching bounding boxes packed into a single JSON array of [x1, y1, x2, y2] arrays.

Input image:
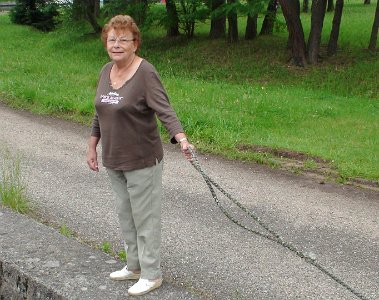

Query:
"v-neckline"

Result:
[[109, 59, 144, 91]]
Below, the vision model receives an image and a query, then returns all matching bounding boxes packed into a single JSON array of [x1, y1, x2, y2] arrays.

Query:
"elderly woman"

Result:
[[86, 15, 193, 296]]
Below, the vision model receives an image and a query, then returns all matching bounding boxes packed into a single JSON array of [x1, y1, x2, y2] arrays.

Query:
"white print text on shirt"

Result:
[[100, 91, 124, 105]]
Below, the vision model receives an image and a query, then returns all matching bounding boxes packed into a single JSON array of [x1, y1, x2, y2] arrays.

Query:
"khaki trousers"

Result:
[[106, 160, 163, 280]]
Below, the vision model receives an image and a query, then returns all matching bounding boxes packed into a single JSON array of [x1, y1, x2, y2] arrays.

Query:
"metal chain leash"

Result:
[[187, 147, 368, 300]]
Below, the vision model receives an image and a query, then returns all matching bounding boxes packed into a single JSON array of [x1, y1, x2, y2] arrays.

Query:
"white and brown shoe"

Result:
[[109, 266, 140, 281], [128, 278, 163, 296]]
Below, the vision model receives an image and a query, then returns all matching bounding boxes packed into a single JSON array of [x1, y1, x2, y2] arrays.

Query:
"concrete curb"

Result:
[[0, 208, 202, 299]]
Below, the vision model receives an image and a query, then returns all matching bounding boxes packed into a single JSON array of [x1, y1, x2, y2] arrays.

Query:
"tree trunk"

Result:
[[28, 0, 36, 10], [210, 0, 226, 38], [245, 14, 258, 39], [364, 0, 370, 5], [260, 0, 278, 35], [327, 0, 334, 12], [327, 0, 343, 56], [72, 0, 85, 21], [368, 0, 379, 50], [307, 0, 327, 64], [190, 21, 195, 38], [86, 0, 101, 32], [94, 0, 99, 17], [132, 0, 148, 25], [227, 0, 238, 42], [166, 0, 180, 36], [279, 0, 307, 66], [303, 0, 309, 12]]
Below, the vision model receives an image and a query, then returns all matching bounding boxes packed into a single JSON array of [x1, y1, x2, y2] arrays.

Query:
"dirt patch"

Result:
[[237, 144, 329, 163], [236, 144, 379, 191]]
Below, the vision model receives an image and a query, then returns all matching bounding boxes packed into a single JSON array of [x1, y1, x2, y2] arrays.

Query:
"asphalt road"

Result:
[[0, 102, 378, 300]]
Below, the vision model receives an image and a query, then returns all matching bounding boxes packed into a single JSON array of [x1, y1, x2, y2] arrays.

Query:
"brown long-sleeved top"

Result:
[[91, 60, 184, 171]]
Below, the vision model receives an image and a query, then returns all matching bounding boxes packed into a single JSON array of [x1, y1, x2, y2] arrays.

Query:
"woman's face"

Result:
[[106, 29, 137, 63]]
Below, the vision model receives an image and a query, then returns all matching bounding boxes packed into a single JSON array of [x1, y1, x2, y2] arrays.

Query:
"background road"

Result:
[[0, 102, 378, 299]]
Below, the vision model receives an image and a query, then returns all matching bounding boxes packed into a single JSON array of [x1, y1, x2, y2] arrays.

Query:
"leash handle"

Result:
[[187, 145, 197, 161]]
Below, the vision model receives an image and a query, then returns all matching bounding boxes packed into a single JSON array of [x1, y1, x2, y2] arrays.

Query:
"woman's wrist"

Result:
[[175, 133, 188, 144]]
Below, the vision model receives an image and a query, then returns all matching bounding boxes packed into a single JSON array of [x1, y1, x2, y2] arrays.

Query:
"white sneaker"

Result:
[[128, 278, 163, 296], [109, 266, 140, 281]]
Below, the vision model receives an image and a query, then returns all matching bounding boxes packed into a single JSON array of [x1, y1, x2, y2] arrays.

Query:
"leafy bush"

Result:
[[10, 0, 59, 31], [101, 0, 150, 26], [137, 1, 210, 38], [177, 0, 210, 37]]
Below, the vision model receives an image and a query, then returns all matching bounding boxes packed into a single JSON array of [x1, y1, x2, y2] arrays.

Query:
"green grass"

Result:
[[100, 241, 127, 260], [0, 0, 378, 183], [57, 227, 126, 260], [59, 223, 73, 238], [0, 148, 30, 214], [101, 241, 112, 254], [118, 249, 127, 261]]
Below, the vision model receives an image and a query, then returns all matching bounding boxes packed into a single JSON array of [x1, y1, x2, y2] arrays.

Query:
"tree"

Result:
[[303, 0, 309, 12], [327, 0, 343, 56], [307, 0, 327, 64], [209, 0, 226, 38], [176, 0, 210, 38], [227, 0, 238, 42], [279, 0, 307, 66], [85, 0, 101, 32], [260, 0, 278, 35], [245, 0, 264, 40], [364, 0, 370, 5], [132, 0, 149, 25], [166, 0, 180, 36], [245, 13, 258, 39], [71, 0, 84, 21], [368, 0, 379, 50], [244, 0, 267, 39], [327, 0, 334, 12], [10, 0, 59, 31], [71, 0, 100, 32]]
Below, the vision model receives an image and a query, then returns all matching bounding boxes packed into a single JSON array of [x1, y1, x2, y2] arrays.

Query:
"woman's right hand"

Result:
[[87, 149, 99, 172]]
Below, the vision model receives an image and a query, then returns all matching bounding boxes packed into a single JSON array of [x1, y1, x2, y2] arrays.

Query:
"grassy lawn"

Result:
[[0, 1, 378, 183]]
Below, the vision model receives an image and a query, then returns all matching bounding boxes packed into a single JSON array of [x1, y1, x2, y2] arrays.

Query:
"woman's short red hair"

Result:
[[101, 15, 141, 52]]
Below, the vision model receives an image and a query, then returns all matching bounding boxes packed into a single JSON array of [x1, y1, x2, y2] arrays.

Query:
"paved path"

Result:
[[0, 102, 378, 300]]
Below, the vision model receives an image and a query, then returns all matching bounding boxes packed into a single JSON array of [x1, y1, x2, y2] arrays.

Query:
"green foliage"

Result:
[[101, 0, 149, 26], [99, 242, 127, 260], [141, 1, 210, 38], [141, 4, 168, 31], [10, 0, 59, 31], [55, 0, 103, 33], [99, 241, 128, 261], [59, 223, 73, 238], [212, 0, 268, 19], [101, 241, 112, 254], [118, 249, 127, 261], [0, 149, 30, 214], [177, 0, 210, 37], [57, 0, 88, 28], [304, 159, 317, 170], [0, 2, 378, 183]]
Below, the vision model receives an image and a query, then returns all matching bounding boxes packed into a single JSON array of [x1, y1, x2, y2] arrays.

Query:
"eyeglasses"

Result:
[[107, 37, 135, 45]]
